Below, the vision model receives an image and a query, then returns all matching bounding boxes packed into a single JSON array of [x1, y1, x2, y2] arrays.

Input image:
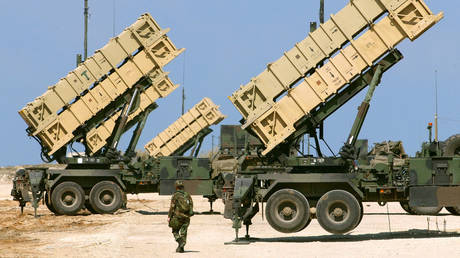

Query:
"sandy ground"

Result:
[[1, 181, 460, 258]]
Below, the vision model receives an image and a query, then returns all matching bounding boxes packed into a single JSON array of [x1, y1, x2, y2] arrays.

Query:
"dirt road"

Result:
[[1, 182, 460, 258]]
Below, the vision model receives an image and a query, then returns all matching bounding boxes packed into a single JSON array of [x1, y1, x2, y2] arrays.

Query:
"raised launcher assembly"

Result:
[[145, 98, 226, 157], [18, 13, 184, 162], [229, 0, 443, 155]]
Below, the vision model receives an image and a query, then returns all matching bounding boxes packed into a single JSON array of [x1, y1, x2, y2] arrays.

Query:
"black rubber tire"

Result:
[[299, 216, 312, 231], [84, 200, 99, 214], [316, 190, 362, 234], [51, 181, 85, 215], [89, 181, 123, 214], [265, 189, 310, 233], [443, 134, 460, 156], [410, 206, 443, 215], [400, 201, 416, 215], [446, 206, 460, 215], [44, 191, 57, 214], [357, 201, 364, 227]]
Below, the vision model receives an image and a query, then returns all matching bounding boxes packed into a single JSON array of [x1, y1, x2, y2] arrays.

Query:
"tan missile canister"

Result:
[[229, 0, 442, 131], [145, 98, 226, 157], [19, 13, 184, 156]]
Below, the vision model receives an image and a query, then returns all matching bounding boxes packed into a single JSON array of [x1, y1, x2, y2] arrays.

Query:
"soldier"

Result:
[[168, 180, 194, 253]]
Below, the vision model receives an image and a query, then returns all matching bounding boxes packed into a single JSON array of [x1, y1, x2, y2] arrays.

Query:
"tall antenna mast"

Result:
[[84, 0, 89, 61], [181, 52, 186, 115], [112, 0, 116, 37], [319, 0, 325, 24], [435, 70, 439, 142]]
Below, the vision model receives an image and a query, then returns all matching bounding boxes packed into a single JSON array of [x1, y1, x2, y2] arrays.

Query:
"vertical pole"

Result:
[[84, 0, 89, 61], [76, 54, 82, 66], [112, 0, 116, 37], [319, 0, 325, 24], [182, 87, 185, 115], [182, 52, 186, 115], [309, 22, 317, 33], [212, 135, 215, 158], [434, 70, 439, 143]]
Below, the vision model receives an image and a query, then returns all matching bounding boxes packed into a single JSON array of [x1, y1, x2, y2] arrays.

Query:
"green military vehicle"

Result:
[[11, 14, 225, 217], [221, 0, 460, 239]]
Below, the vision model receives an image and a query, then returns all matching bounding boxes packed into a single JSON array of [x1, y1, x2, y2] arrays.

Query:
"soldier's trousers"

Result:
[[171, 217, 190, 246]]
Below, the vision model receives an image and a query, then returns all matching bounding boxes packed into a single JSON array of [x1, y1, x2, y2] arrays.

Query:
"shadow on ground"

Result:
[[364, 212, 452, 216], [135, 210, 220, 216], [232, 229, 460, 244]]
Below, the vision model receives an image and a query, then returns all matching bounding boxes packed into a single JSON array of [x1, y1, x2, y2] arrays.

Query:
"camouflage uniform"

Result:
[[168, 181, 193, 253]]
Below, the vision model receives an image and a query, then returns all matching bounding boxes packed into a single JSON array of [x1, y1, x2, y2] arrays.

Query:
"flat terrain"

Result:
[[1, 180, 460, 258]]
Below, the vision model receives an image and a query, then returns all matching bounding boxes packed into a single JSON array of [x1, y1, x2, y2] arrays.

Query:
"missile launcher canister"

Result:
[[228, 0, 443, 155], [18, 13, 184, 159], [145, 97, 226, 157]]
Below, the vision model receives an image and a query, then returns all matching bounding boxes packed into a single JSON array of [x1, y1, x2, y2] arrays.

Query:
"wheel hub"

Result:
[[328, 202, 348, 222], [102, 194, 112, 203], [281, 206, 293, 217], [62, 192, 76, 206], [332, 207, 344, 217], [100, 190, 114, 205]]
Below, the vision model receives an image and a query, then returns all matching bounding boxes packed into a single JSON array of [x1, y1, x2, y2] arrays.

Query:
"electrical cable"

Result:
[[321, 138, 337, 157]]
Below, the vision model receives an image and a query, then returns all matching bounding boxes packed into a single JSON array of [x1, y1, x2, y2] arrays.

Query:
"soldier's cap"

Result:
[[175, 180, 184, 188]]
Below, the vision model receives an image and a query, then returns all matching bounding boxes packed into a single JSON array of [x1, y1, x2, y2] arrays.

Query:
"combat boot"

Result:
[[176, 239, 184, 253], [178, 239, 185, 253]]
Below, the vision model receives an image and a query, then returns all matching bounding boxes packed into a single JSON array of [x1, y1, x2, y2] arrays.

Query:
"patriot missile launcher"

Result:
[[222, 0, 460, 241], [11, 14, 225, 216]]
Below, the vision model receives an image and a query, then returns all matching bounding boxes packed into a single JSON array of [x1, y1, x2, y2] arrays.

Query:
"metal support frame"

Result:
[[345, 64, 383, 147], [106, 86, 141, 152], [171, 128, 213, 157], [125, 105, 156, 158]]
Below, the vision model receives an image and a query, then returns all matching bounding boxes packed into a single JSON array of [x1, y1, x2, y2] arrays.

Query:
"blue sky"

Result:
[[0, 0, 458, 166]]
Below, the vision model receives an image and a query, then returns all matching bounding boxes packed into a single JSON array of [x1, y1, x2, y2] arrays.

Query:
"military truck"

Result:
[[221, 0, 460, 239], [11, 14, 225, 216]]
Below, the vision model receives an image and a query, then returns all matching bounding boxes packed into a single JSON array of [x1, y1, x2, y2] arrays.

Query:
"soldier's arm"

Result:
[[189, 194, 194, 216], [168, 194, 176, 218]]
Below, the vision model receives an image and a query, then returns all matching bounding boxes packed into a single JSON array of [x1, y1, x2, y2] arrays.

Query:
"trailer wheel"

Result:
[[410, 206, 442, 215], [299, 217, 312, 231], [265, 189, 310, 233], [446, 206, 460, 215], [44, 191, 57, 214], [51, 182, 85, 215], [400, 201, 416, 215], [89, 181, 123, 214], [316, 190, 361, 234], [357, 201, 364, 226], [84, 201, 99, 214]]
